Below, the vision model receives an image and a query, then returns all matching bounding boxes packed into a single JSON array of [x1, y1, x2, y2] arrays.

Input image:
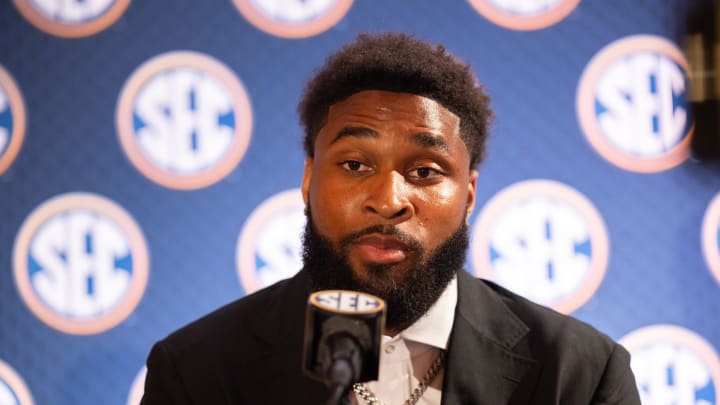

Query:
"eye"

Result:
[[415, 167, 433, 178], [340, 160, 371, 173], [408, 166, 442, 180]]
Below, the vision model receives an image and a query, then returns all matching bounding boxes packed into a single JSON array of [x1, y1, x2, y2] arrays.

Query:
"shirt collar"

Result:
[[393, 275, 458, 350]]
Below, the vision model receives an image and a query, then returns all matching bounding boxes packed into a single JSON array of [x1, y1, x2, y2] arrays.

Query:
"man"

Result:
[[141, 33, 641, 404]]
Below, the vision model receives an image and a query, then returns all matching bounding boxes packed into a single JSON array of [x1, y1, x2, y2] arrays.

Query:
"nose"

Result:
[[363, 170, 414, 222]]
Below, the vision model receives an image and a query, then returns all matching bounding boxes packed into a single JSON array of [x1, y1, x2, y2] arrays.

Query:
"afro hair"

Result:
[[298, 32, 493, 168]]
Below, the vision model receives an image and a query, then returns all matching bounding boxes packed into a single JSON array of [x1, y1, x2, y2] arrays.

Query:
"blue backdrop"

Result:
[[1, 1, 719, 404]]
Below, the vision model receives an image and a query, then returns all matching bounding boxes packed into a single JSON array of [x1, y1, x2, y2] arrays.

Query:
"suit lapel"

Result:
[[441, 271, 538, 405], [241, 270, 329, 403]]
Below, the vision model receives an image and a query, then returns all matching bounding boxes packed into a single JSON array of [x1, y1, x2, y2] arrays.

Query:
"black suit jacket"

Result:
[[141, 270, 640, 404]]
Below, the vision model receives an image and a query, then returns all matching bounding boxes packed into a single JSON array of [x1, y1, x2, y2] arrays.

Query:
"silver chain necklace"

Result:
[[352, 351, 446, 405]]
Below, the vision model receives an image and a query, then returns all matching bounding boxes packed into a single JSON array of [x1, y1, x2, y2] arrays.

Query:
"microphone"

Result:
[[302, 290, 386, 405]]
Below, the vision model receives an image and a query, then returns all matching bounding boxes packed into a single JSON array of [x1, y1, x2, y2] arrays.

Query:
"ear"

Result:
[[465, 170, 478, 221], [301, 157, 313, 205]]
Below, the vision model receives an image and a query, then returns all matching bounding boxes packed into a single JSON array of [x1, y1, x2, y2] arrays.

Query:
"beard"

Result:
[[302, 211, 469, 331]]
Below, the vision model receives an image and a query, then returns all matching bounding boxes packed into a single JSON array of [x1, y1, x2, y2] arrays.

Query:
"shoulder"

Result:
[[464, 273, 617, 355], [460, 274, 630, 372], [159, 270, 310, 355], [141, 278, 294, 403], [457, 272, 639, 402], [141, 271, 324, 403]]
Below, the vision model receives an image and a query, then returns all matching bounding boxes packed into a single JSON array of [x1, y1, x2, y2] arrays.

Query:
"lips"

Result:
[[351, 234, 410, 264]]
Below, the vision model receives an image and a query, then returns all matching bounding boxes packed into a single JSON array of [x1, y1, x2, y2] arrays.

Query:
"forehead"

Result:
[[324, 90, 460, 133]]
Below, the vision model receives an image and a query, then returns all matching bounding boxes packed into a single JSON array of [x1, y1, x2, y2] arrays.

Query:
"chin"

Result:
[[352, 261, 414, 294]]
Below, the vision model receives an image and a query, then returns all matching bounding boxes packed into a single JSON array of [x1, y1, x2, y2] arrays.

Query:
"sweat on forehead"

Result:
[[297, 32, 493, 168]]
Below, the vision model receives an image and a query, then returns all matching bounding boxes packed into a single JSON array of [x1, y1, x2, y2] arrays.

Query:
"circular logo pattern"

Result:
[[471, 179, 609, 314], [577, 35, 692, 173], [0, 359, 33, 405], [620, 324, 720, 404], [467, 0, 580, 31], [116, 51, 253, 190], [13, 0, 131, 38], [702, 192, 720, 285], [13, 192, 149, 335], [126, 366, 146, 405], [232, 0, 354, 38], [236, 189, 306, 294], [0, 65, 27, 176]]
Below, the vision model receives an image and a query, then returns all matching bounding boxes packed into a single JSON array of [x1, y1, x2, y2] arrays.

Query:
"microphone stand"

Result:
[[303, 290, 385, 405], [321, 333, 362, 405]]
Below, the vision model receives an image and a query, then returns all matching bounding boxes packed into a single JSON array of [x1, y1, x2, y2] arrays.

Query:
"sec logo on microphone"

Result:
[[0, 359, 34, 405], [232, 0, 354, 38], [467, 0, 580, 31], [620, 325, 720, 405], [12, 0, 131, 38], [471, 179, 609, 314], [702, 192, 720, 285], [116, 51, 253, 190], [236, 189, 306, 294], [13, 192, 149, 335], [577, 35, 692, 173], [0, 65, 26, 176]]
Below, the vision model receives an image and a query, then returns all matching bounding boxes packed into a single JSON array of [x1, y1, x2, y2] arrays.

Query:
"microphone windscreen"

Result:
[[302, 290, 386, 383]]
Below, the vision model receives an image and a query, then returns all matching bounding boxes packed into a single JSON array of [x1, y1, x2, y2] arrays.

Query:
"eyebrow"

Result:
[[331, 126, 379, 144], [410, 132, 449, 153], [331, 126, 450, 153]]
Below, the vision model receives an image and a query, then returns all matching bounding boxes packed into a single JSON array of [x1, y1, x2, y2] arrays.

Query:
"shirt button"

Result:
[[385, 345, 395, 354]]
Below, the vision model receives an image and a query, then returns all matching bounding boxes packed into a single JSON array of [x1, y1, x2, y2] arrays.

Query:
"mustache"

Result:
[[339, 224, 423, 252]]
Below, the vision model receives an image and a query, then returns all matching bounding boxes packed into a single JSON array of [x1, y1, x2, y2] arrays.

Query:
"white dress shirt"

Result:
[[354, 276, 458, 405]]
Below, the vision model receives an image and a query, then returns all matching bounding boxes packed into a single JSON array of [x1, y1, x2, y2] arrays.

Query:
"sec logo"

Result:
[[236, 189, 305, 294], [702, 192, 720, 285], [311, 290, 385, 314], [620, 325, 720, 405], [0, 65, 26, 176], [126, 366, 146, 405], [13, 0, 131, 38], [0, 359, 33, 405], [467, 0, 580, 30], [577, 35, 692, 173], [116, 51, 253, 190], [12, 192, 149, 335], [232, 0, 354, 38], [471, 180, 609, 314]]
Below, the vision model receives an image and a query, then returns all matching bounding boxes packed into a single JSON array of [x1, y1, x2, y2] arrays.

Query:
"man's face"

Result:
[[301, 90, 477, 329]]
